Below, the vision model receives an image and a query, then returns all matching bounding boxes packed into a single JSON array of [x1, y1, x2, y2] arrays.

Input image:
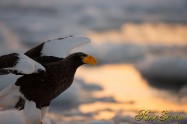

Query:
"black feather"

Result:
[[15, 52, 87, 109]]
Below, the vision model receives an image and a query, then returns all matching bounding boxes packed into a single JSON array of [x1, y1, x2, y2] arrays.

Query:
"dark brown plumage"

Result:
[[0, 36, 94, 124], [15, 52, 90, 109]]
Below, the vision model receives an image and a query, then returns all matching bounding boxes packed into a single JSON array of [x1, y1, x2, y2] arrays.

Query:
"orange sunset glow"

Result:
[[76, 64, 187, 120], [0, 0, 187, 123], [88, 23, 187, 45]]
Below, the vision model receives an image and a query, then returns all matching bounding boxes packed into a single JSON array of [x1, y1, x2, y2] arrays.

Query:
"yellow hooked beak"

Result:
[[82, 55, 96, 65]]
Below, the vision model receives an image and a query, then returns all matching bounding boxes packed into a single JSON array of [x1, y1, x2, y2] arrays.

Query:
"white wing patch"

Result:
[[18, 54, 46, 74], [2, 54, 45, 75], [0, 84, 21, 108], [41, 35, 90, 58]]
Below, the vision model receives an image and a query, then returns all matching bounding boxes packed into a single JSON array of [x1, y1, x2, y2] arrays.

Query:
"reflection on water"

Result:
[[76, 64, 187, 120]]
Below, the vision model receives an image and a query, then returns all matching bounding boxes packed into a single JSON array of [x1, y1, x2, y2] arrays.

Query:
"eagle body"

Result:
[[0, 36, 96, 124], [15, 56, 81, 109]]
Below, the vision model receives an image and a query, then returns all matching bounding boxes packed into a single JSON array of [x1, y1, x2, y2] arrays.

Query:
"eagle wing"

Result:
[[25, 35, 90, 61], [0, 36, 90, 124], [0, 53, 45, 75]]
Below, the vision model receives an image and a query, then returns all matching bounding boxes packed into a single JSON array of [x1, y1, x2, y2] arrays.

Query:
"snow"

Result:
[[0, 0, 187, 123], [179, 85, 187, 100], [0, 110, 24, 124], [0, 110, 51, 124], [137, 56, 187, 80], [89, 120, 114, 124], [0, 0, 186, 43], [1, 110, 187, 124], [137, 56, 187, 91]]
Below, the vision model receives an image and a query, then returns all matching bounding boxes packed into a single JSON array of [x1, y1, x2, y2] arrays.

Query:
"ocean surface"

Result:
[[0, 0, 187, 124]]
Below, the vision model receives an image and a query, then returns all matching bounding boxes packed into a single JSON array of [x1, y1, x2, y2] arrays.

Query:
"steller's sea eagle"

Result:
[[0, 36, 96, 124]]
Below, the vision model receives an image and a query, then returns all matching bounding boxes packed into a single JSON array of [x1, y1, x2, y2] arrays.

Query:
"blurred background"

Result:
[[0, 0, 187, 124]]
